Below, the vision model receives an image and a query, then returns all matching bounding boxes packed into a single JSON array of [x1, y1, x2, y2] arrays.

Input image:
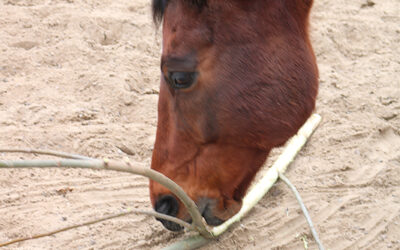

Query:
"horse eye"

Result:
[[166, 71, 198, 89]]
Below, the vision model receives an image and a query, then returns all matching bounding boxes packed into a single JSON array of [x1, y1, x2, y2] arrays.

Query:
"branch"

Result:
[[279, 173, 324, 250], [0, 114, 322, 250], [0, 148, 95, 160], [164, 114, 322, 249], [0, 159, 212, 239], [0, 209, 193, 248]]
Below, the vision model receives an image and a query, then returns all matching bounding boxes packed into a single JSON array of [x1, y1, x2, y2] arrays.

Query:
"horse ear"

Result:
[[152, 0, 169, 26]]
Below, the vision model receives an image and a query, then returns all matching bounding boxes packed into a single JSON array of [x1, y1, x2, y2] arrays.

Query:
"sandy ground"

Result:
[[0, 0, 399, 249]]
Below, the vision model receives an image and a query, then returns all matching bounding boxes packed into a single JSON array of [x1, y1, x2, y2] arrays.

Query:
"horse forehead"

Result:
[[162, 1, 285, 37], [161, 0, 312, 25]]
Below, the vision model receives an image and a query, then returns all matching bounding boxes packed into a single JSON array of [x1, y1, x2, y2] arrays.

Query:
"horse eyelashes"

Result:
[[167, 71, 198, 89]]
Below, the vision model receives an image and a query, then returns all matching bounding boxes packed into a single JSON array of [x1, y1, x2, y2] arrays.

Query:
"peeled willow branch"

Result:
[[0, 159, 212, 239], [0, 209, 192, 248], [164, 113, 322, 250]]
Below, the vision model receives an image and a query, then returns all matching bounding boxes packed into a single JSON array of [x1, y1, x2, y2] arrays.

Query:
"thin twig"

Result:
[[0, 149, 95, 160], [0, 159, 212, 239], [0, 209, 192, 248], [278, 173, 324, 250]]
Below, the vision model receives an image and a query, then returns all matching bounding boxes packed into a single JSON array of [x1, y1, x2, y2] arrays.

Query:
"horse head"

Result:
[[149, 0, 318, 231]]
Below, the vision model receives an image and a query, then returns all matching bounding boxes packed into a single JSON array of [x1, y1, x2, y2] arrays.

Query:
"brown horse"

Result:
[[149, 0, 318, 231]]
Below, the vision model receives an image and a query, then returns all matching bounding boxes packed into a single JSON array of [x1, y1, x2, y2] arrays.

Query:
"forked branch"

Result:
[[0, 114, 322, 250], [0, 158, 212, 239]]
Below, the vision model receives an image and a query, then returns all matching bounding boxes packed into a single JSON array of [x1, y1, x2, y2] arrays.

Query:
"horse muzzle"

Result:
[[154, 195, 226, 231]]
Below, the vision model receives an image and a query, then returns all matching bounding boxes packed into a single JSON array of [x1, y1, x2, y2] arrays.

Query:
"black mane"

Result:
[[152, 0, 207, 25]]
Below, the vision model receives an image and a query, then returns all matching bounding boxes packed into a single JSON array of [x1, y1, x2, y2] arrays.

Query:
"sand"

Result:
[[0, 0, 399, 249]]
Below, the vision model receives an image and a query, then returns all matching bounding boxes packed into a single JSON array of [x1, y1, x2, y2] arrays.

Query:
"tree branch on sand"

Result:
[[0, 114, 323, 250], [0, 157, 212, 239]]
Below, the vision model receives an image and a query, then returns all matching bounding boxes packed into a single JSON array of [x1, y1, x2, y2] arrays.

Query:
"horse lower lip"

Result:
[[158, 218, 183, 232], [200, 203, 225, 226], [203, 214, 224, 226]]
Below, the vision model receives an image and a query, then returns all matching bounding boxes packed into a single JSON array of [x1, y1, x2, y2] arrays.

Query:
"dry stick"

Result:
[[0, 209, 192, 248], [0, 159, 212, 239], [0, 149, 95, 160], [164, 114, 322, 250], [278, 173, 324, 250]]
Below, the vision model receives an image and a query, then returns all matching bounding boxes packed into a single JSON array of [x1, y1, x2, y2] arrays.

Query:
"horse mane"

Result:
[[152, 0, 207, 25]]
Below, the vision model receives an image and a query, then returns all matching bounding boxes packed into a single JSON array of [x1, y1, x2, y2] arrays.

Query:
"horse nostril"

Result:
[[154, 195, 183, 231], [155, 195, 179, 216], [167, 71, 198, 89]]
